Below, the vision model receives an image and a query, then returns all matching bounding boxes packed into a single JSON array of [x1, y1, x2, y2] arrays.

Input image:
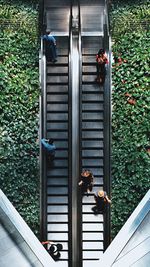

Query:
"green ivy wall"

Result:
[[110, 0, 150, 238], [0, 0, 40, 236]]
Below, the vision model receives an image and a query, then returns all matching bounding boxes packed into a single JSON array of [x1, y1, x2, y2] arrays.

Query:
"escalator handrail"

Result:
[[78, 0, 83, 265], [103, 0, 112, 250], [68, 2, 73, 264], [39, 0, 47, 242]]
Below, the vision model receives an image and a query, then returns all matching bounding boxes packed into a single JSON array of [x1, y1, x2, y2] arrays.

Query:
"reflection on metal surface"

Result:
[[99, 190, 150, 267], [0, 190, 54, 267]]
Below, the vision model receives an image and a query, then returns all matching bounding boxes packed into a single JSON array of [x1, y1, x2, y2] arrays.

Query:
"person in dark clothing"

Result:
[[41, 138, 56, 161], [78, 170, 94, 195], [42, 30, 57, 62], [92, 190, 111, 213], [42, 241, 63, 261], [96, 48, 108, 84]]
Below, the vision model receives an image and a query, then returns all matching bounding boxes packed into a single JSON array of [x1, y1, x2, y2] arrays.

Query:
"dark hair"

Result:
[[57, 243, 63, 251], [49, 244, 57, 253], [98, 49, 105, 55], [48, 139, 54, 144], [46, 30, 51, 34]]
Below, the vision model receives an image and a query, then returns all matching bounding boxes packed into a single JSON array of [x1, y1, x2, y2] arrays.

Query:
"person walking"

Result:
[[92, 190, 111, 213], [78, 170, 94, 195], [41, 138, 56, 161], [42, 30, 57, 62], [96, 48, 108, 84], [42, 241, 63, 261]]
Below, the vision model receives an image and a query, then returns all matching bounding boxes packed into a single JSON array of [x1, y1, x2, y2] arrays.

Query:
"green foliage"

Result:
[[110, 1, 150, 38], [0, 1, 40, 236], [111, 2, 150, 238]]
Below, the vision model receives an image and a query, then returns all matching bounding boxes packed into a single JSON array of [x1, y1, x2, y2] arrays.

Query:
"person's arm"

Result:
[[41, 138, 49, 150], [94, 193, 97, 202], [41, 35, 47, 41], [78, 180, 83, 186], [90, 175, 94, 183], [51, 35, 56, 45], [41, 241, 50, 245], [105, 195, 111, 203], [104, 54, 109, 64], [53, 144, 56, 150]]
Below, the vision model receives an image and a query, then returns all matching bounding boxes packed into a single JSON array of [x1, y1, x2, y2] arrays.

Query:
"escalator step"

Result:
[[82, 222, 103, 232], [47, 214, 68, 222], [82, 121, 104, 129], [83, 241, 103, 250], [47, 72, 68, 76], [47, 57, 68, 65], [82, 158, 103, 167], [47, 223, 68, 232], [47, 94, 68, 102], [47, 122, 68, 130], [82, 149, 103, 157], [82, 140, 103, 148], [82, 112, 103, 120], [82, 130, 103, 139], [82, 65, 96, 72], [47, 232, 68, 240], [47, 84, 68, 93], [82, 84, 102, 92], [82, 103, 103, 111], [47, 186, 68, 195], [47, 103, 68, 111], [47, 113, 68, 121], [47, 66, 68, 73], [47, 178, 68, 186], [46, 159, 68, 167], [47, 205, 68, 213], [82, 94, 104, 101], [47, 169, 68, 176], [82, 232, 103, 241], [47, 196, 68, 204], [47, 76, 68, 83]]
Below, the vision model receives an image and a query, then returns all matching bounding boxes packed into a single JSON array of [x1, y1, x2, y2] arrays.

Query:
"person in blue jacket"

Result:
[[41, 138, 56, 161], [42, 30, 57, 62]]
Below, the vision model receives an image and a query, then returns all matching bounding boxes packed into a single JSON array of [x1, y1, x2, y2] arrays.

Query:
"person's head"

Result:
[[98, 190, 105, 198], [49, 244, 57, 253], [46, 29, 51, 35], [49, 245, 60, 259], [98, 49, 105, 55], [48, 138, 54, 144], [81, 170, 90, 177], [57, 243, 63, 251]]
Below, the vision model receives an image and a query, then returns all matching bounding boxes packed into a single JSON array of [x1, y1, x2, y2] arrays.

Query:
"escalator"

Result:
[[79, 1, 111, 266], [81, 36, 105, 265], [40, 1, 111, 266], [46, 36, 70, 264], [40, 2, 72, 267]]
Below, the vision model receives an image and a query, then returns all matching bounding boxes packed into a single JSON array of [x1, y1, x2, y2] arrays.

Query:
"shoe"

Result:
[[52, 59, 57, 63]]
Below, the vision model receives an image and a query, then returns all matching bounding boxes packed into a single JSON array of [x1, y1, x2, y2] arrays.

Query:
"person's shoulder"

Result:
[[94, 191, 99, 197]]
